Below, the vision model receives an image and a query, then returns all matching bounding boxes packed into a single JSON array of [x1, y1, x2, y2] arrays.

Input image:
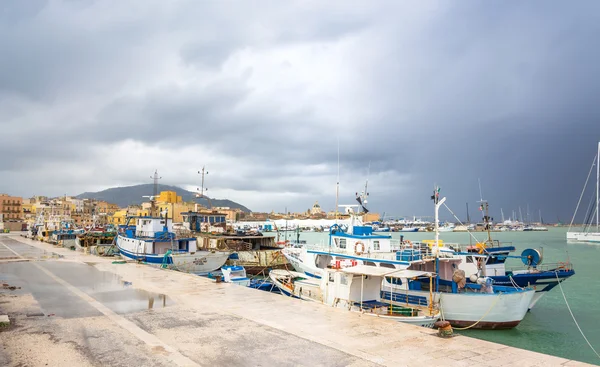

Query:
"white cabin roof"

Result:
[[341, 265, 433, 278], [341, 265, 396, 277]]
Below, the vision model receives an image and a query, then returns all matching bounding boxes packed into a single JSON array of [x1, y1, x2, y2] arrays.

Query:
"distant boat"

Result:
[[400, 226, 419, 232], [567, 142, 600, 243]]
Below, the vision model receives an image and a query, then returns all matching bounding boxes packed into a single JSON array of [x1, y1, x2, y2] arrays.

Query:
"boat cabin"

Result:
[[183, 211, 227, 232]]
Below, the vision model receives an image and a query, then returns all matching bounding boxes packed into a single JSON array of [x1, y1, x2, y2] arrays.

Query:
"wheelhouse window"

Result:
[[340, 275, 348, 285], [373, 240, 380, 250], [339, 239, 346, 249], [329, 273, 335, 283], [380, 263, 395, 269], [364, 261, 376, 266], [466, 256, 473, 263]]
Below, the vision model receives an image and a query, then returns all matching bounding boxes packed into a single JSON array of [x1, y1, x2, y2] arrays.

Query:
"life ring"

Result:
[[355, 242, 365, 255], [403, 239, 413, 248]]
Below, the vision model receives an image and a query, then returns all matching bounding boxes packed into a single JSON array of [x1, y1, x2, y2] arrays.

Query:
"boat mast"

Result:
[[432, 185, 445, 293], [597, 141, 599, 230]]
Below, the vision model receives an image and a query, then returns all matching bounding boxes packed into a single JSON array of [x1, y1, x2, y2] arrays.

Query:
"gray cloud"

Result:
[[1, 1, 600, 221]]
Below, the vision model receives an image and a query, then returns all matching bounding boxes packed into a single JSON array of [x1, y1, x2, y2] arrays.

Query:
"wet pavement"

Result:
[[0, 235, 592, 367], [0, 261, 171, 318]]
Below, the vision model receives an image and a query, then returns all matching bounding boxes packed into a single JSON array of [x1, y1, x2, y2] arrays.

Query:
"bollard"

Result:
[[215, 275, 223, 283], [434, 320, 453, 338]]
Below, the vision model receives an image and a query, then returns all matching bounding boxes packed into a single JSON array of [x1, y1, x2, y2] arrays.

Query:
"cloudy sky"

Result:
[[2, 1, 600, 222]]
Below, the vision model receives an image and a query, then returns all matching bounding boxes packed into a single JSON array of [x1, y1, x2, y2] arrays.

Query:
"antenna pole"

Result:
[[150, 170, 162, 217], [197, 167, 212, 209], [335, 139, 340, 222]]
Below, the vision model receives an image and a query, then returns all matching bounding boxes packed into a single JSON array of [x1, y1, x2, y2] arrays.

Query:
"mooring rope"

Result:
[[450, 292, 502, 330], [555, 272, 600, 359]]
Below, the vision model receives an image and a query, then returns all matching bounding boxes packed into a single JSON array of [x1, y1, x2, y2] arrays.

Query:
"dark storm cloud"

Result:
[[1, 1, 600, 218]]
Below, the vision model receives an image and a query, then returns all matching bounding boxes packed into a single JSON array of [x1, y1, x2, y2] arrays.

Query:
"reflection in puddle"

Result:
[[148, 294, 168, 309]]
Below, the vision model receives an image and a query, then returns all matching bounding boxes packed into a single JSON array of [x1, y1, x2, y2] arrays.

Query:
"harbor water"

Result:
[[280, 227, 600, 365]]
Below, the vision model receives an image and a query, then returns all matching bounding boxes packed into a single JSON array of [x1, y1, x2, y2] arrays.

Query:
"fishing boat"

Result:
[[269, 266, 439, 328], [567, 142, 600, 243], [116, 191, 230, 274], [436, 199, 575, 309], [282, 210, 416, 279], [185, 211, 290, 274], [221, 265, 251, 286], [380, 187, 535, 329], [285, 186, 535, 329]]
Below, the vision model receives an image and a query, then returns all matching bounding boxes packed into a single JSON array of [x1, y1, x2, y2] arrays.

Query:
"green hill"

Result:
[[76, 184, 251, 212]]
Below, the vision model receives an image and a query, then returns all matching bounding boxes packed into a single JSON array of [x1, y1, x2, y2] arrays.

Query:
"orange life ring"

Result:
[[404, 239, 413, 247], [355, 241, 365, 255]]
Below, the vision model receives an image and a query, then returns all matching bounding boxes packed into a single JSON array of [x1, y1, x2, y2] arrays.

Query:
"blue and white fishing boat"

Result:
[[117, 214, 230, 274], [283, 186, 535, 329], [211, 265, 280, 293], [428, 200, 575, 310], [283, 209, 414, 279]]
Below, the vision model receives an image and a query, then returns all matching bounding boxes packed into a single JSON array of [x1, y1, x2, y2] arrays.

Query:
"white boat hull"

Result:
[[382, 283, 535, 329], [437, 290, 535, 329], [117, 235, 229, 273]]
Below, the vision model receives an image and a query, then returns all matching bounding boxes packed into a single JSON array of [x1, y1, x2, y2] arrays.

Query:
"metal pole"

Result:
[[360, 275, 364, 310], [389, 277, 393, 315]]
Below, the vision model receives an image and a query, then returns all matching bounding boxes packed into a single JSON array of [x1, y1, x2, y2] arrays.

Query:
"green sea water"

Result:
[[284, 227, 600, 365]]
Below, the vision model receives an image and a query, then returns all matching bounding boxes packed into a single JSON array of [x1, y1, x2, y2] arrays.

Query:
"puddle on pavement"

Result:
[[1, 261, 173, 316]]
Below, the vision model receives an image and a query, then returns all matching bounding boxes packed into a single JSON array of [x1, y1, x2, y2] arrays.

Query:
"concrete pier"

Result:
[[0, 234, 591, 366]]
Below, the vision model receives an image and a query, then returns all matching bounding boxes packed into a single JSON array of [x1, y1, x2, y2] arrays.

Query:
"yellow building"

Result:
[[110, 210, 129, 225], [156, 191, 182, 204], [157, 202, 195, 222]]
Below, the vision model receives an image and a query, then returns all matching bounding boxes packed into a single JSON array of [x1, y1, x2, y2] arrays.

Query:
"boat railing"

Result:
[[506, 261, 574, 273], [304, 241, 333, 252]]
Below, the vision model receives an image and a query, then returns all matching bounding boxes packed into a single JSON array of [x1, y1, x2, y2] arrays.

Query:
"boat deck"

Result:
[[0, 234, 591, 367]]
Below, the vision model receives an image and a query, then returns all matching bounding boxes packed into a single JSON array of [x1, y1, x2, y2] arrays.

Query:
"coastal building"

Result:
[[310, 201, 322, 215], [156, 191, 182, 204], [0, 194, 24, 231], [157, 202, 195, 223], [213, 207, 243, 222], [95, 201, 120, 216]]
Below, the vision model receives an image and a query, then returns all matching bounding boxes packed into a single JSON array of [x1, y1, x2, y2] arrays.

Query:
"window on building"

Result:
[[373, 241, 380, 250], [339, 239, 346, 249]]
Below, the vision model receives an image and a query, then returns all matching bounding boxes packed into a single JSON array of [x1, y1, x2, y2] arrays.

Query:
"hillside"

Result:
[[76, 184, 251, 212]]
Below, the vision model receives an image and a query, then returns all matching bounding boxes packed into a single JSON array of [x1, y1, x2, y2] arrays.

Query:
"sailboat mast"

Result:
[[597, 141, 599, 230]]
